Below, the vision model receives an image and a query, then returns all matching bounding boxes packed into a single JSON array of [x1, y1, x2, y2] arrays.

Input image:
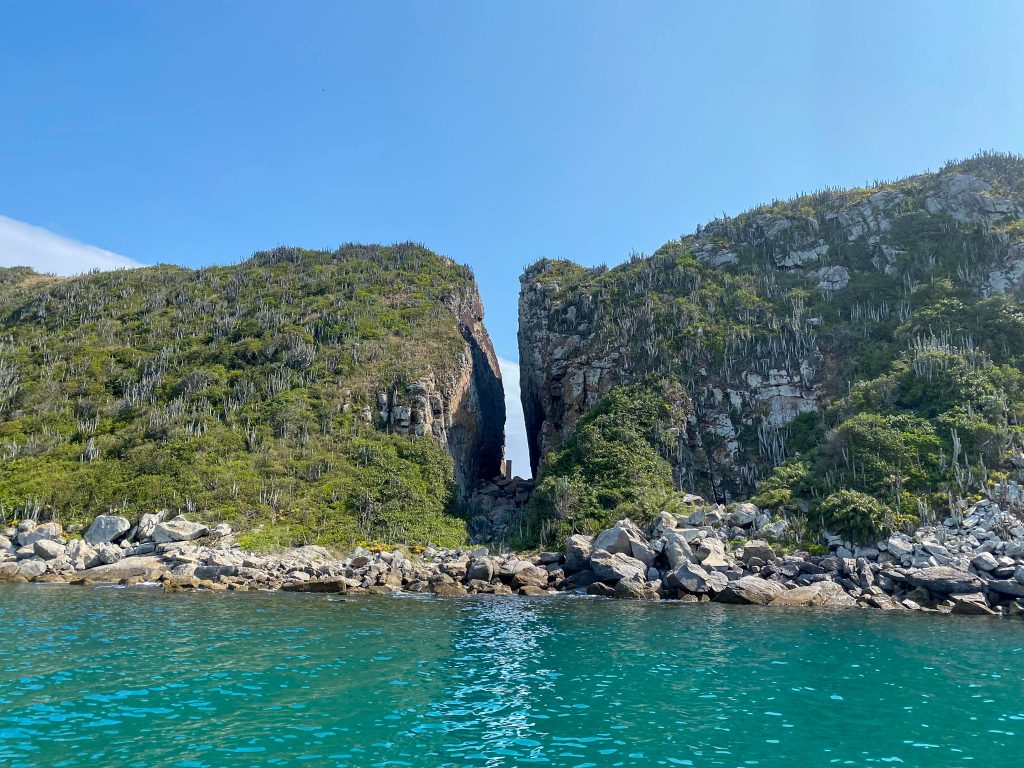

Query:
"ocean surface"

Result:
[[0, 585, 1022, 768]]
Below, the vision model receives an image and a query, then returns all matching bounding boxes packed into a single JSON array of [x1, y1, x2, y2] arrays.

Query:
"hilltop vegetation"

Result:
[[0, 243, 495, 549], [520, 152, 1024, 546]]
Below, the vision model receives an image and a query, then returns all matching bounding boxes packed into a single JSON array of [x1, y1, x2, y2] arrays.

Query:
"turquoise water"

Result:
[[1, 585, 1022, 767]]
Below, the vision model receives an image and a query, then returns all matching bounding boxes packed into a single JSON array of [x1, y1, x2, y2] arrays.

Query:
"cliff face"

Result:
[[380, 283, 505, 499], [0, 243, 504, 547], [519, 153, 1024, 528]]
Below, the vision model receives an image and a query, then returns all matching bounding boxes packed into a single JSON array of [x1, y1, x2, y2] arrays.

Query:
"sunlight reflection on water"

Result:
[[1, 586, 1022, 767]]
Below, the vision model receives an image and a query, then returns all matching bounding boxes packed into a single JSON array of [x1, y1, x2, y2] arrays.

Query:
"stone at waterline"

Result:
[[614, 576, 659, 600], [77, 556, 167, 583], [771, 581, 856, 607], [950, 592, 997, 616], [17, 560, 47, 580], [84, 515, 131, 546], [665, 561, 726, 594], [510, 562, 549, 589], [715, 576, 786, 605]]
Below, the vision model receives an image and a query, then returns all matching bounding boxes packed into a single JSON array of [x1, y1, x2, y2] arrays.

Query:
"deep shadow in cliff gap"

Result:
[[449, 322, 506, 499]]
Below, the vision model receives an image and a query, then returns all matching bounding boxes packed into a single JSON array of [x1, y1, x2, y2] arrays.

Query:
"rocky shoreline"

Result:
[[4, 497, 1024, 618]]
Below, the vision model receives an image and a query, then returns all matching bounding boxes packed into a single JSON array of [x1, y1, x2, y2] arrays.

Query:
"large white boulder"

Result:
[[153, 515, 209, 543], [84, 515, 131, 545]]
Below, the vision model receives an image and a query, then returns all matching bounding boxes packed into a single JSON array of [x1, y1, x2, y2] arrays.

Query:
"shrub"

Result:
[[818, 490, 891, 544]]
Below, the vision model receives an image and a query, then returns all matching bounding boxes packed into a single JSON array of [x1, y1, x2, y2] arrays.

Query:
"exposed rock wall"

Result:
[[380, 283, 505, 499], [519, 160, 1024, 502]]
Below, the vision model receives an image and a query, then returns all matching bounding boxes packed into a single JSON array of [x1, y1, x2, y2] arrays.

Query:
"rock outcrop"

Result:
[[518, 155, 1024, 502], [379, 282, 505, 499]]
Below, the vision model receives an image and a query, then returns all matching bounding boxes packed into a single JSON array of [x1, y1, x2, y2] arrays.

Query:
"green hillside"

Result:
[[0, 243, 499, 549], [519, 152, 1024, 546]]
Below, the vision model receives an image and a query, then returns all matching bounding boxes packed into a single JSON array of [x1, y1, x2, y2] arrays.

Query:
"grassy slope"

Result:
[[0, 243, 478, 549]]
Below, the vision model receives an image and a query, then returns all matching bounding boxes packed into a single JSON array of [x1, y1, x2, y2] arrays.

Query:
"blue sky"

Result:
[[2, 1, 1023, 476]]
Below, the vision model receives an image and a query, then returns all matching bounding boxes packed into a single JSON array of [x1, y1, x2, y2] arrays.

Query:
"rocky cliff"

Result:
[[519, 152, 1024, 544], [0, 243, 504, 548]]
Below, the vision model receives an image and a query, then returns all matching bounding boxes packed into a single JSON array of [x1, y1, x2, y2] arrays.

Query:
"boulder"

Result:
[[905, 566, 984, 594], [281, 577, 347, 593], [771, 581, 857, 607], [762, 520, 790, 541], [84, 515, 131, 545], [137, 512, 163, 542], [431, 582, 468, 597], [591, 522, 632, 555], [697, 538, 731, 568], [740, 540, 776, 564], [665, 561, 727, 594], [0, 535, 11, 550], [661, 529, 695, 569], [590, 549, 647, 583], [565, 534, 593, 571], [79, 556, 167, 582], [18, 522, 62, 546], [715, 576, 785, 605], [950, 592, 997, 616], [650, 511, 677, 538], [971, 552, 999, 572], [986, 579, 1024, 597], [592, 519, 655, 564], [17, 560, 47, 580], [66, 539, 100, 569], [153, 516, 209, 543], [886, 536, 914, 559], [613, 576, 660, 600], [33, 539, 65, 560], [466, 557, 494, 582], [95, 543, 124, 565], [727, 503, 759, 527], [510, 563, 549, 589]]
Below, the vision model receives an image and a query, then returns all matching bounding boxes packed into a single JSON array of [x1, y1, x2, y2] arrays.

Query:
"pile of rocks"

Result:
[[0, 512, 224, 583], [553, 496, 1024, 616], [4, 495, 1024, 618], [468, 475, 534, 542]]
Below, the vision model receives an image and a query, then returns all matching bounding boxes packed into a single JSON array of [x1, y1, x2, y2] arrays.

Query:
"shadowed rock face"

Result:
[[379, 282, 506, 500], [448, 286, 506, 498], [517, 155, 1024, 501]]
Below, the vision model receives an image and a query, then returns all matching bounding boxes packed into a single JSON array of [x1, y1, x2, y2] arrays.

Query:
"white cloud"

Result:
[[498, 357, 532, 479], [0, 215, 144, 275]]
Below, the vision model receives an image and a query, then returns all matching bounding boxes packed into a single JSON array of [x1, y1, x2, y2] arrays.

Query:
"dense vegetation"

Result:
[[523, 379, 689, 545], [521, 152, 1024, 545], [0, 244, 482, 549]]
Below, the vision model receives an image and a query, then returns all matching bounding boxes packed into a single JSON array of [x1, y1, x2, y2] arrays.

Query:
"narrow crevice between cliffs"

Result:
[[446, 292, 506, 501]]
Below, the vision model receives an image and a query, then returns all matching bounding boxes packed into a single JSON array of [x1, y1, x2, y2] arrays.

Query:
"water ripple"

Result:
[[1, 585, 1021, 767]]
